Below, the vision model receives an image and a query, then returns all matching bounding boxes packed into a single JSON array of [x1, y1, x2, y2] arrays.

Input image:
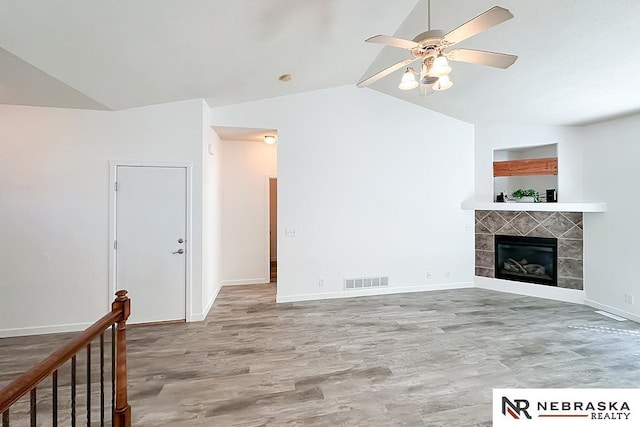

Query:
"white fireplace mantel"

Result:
[[461, 200, 607, 213]]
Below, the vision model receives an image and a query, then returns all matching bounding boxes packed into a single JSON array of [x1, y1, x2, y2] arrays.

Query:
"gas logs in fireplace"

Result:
[[494, 234, 558, 286]]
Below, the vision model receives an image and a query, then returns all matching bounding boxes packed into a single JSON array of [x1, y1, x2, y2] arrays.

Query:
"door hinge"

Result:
[[114, 240, 118, 250], [114, 182, 118, 191]]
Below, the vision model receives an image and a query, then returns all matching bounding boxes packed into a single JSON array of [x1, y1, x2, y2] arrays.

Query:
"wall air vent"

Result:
[[344, 276, 389, 290]]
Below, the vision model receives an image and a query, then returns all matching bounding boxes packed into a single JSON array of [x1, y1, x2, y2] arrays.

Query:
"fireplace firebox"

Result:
[[494, 235, 558, 286]]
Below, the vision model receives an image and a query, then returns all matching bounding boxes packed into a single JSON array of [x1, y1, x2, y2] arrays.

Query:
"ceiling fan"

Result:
[[357, 2, 518, 95]]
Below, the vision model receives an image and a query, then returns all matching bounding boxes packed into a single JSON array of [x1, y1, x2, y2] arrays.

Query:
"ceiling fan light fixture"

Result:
[[358, 6, 517, 95], [398, 67, 419, 90], [264, 135, 277, 145], [433, 75, 453, 91], [428, 54, 452, 77]]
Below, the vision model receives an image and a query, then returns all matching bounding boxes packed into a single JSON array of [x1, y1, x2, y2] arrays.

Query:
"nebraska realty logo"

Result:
[[493, 389, 640, 426]]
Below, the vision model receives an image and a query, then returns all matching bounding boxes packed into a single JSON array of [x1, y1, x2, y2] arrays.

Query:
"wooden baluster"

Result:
[[52, 370, 58, 427], [71, 356, 76, 427], [111, 325, 115, 427], [29, 389, 36, 427], [112, 290, 131, 427], [86, 343, 91, 426], [2, 409, 8, 426], [100, 332, 105, 427]]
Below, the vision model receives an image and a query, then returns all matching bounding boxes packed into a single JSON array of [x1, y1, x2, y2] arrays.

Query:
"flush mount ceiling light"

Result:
[[357, 0, 518, 96], [264, 135, 277, 145]]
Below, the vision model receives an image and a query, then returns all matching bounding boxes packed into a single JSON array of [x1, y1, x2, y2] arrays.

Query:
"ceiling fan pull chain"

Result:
[[427, 0, 431, 31]]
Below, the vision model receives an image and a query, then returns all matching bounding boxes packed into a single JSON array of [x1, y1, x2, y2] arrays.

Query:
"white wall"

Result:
[[210, 86, 475, 302], [475, 124, 583, 203], [581, 113, 640, 322], [219, 138, 277, 285], [201, 106, 222, 317], [0, 99, 215, 336]]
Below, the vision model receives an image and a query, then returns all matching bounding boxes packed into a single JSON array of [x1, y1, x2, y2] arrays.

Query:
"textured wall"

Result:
[[475, 210, 583, 290]]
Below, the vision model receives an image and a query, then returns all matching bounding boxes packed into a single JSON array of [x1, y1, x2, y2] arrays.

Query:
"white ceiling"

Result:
[[362, 0, 640, 125], [1, 0, 639, 125], [0, 0, 416, 111]]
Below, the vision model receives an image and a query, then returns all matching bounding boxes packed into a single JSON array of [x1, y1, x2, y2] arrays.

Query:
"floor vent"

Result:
[[344, 276, 388, 290]]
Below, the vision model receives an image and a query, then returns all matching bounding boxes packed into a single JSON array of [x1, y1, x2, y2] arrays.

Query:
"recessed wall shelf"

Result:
[[461, 201, 606, 213]]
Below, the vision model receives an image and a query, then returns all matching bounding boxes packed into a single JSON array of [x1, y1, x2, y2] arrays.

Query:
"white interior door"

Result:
[[115, 166, 186, 323]]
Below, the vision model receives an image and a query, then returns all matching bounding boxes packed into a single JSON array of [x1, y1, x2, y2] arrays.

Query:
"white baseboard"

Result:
[[276, 282, 474, 303], [584, 299, 640, 323], [189, 283, 222, 322], [221, 278, 269, 286], [0, 322, 93, 339], [3, 286, 223, 336], [474, 276, 585, 304]]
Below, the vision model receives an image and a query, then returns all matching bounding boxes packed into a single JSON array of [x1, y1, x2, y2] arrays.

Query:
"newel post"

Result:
[[112, 290, 131, 427]]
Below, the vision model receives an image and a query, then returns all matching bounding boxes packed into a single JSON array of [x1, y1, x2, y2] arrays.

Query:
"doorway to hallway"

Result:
[[269, 177, 277, 283]]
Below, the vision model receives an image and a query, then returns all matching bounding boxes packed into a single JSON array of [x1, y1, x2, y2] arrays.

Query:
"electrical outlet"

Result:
[[318, 278, 325, 287], [624, 294, 634, 304], [427, 272, 432, 279]]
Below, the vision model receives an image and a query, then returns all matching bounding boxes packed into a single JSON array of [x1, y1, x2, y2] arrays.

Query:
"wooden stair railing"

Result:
[[0, 290, 131, 427]]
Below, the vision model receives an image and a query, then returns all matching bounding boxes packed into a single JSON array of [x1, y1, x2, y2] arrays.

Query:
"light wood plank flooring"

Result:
[[2, 285, 640, 426]]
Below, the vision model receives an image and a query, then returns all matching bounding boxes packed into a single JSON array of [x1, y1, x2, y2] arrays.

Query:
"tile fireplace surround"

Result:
[[475, 210, 583, 290]]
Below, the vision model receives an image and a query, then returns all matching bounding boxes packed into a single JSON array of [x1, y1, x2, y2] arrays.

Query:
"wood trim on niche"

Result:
[[493, 157, 558, 177]]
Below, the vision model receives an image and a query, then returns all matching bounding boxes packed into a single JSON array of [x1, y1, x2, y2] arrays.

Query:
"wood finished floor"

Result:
[[2, 284, 640, 426]]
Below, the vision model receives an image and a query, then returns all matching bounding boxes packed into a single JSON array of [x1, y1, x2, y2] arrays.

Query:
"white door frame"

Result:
[[265, 175, 277, 283], [108, 160, 193, 320]]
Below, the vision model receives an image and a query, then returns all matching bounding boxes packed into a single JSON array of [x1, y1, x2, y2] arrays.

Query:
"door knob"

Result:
[[172, 249, 185, 254], [178, 238, 184, 243]]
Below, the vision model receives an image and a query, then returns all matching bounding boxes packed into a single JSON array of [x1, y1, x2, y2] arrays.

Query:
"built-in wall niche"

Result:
[[493, 143, 558, 202]]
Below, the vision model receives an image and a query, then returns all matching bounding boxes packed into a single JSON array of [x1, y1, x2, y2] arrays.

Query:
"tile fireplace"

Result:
[[475, 210, 583, 290]]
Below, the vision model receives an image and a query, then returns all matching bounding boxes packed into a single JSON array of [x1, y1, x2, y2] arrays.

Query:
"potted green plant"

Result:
[[511, 188, 539, 203]]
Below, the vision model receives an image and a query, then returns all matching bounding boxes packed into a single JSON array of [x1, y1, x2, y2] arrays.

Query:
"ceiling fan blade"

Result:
[[357, 58, 419, 88], [447, 49, 517, 69], [365, 35, 419, 50], [442, 6, 514, 46]]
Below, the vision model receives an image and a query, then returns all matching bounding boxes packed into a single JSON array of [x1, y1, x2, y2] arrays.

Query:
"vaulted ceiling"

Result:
[[1, 0, 639, 125]]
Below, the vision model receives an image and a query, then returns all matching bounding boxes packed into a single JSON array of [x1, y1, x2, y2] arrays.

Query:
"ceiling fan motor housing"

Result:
[[411, 29, 446, 58]]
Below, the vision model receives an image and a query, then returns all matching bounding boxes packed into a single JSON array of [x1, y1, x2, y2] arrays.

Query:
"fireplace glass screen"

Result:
[[495, 235, 557, 286]]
